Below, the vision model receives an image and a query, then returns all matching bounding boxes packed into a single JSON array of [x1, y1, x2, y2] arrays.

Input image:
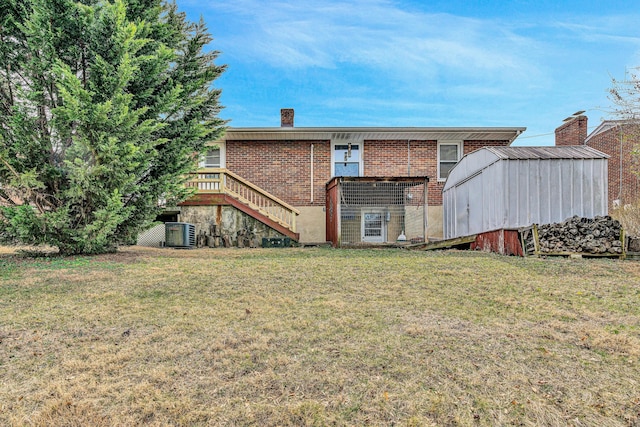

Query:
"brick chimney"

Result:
[[281, 108, 294, 127], [555, 114, 587, 146]]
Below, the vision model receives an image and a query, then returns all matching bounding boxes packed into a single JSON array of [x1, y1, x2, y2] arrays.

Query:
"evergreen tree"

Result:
[[0, 0, 225, 254]]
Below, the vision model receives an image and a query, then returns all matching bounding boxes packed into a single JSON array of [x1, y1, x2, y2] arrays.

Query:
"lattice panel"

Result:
[[137, 224, 166, 247]]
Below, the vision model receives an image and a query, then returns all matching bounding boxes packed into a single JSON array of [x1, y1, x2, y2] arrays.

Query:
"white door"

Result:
[[362, 211, 385, 243]]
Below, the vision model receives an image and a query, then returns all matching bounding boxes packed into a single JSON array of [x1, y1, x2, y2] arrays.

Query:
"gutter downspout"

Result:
[[311, 143, 314, 204], [407, 140, 411, 176]]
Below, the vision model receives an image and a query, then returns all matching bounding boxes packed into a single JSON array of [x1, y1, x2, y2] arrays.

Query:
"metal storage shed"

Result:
[[442, 146, 609, 239]]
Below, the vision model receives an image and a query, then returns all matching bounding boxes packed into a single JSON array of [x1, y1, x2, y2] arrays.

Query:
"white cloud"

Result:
[[553, 20, 640, 46], [181, 0, 640, 140], [207, 0, 544, 86]]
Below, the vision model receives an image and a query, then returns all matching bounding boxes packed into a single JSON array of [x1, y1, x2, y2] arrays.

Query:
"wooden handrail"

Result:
[[222, 168, 300, 214], [185, 168, 299, 232]]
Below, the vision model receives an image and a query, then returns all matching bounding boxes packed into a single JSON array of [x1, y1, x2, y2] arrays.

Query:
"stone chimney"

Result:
[[281, 108, 294, 127], [555, 114, 587, 146]]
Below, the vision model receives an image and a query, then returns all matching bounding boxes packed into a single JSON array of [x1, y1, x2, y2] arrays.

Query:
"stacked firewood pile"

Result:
[[537, 215, 623, 254]]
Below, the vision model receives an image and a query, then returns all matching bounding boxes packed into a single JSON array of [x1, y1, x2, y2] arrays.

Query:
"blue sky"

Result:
[[178, 0, 640, 146]]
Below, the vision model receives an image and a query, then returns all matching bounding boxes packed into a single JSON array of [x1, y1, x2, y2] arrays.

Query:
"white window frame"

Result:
[[331, 140, 363, 177], [199, 142, 226, 168], [437, 140, 462, 181]]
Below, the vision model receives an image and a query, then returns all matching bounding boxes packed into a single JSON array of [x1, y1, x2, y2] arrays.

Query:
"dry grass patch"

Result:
[[1, 246, 640, 425]]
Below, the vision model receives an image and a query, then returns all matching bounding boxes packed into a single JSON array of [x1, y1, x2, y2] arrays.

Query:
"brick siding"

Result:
[[226, 139, 512, 207], [226, 140, 331, 207], [555, 115, 640, 207], [555, 116, 587, 146], [586, 125, 640, 206]]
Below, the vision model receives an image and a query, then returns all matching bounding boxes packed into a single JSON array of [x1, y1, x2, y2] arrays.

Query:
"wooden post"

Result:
[[532, 224, 540, 257]]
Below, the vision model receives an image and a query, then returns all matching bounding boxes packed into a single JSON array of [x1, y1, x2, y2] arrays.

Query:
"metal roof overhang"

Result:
[[326, 175, 429, 186], [217, 127, 526, 144], [333, 176, 429, 182]]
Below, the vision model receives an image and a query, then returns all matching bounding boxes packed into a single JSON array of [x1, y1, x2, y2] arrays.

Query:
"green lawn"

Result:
[[1, 246, 639, 426]]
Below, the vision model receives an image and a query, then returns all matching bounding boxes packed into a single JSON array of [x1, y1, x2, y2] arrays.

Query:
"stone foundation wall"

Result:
[[178, 205, 285, 247]]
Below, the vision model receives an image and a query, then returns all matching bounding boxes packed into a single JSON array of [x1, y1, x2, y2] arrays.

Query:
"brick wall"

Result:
[[586, 125, 640, 206], [363, 140, 437, 204], [463, 140, 510, 154], [227, 139, 512, 207], [555, 116, 587, 146], [363, 140, 418, 176], [226, 140, 331, 207]]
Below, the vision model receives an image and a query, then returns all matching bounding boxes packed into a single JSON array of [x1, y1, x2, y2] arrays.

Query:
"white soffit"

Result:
[[219, 127, 526, 143]]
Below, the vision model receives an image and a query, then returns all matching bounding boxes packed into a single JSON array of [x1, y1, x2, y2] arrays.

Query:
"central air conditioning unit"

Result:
[[165, 222, 196, 248]]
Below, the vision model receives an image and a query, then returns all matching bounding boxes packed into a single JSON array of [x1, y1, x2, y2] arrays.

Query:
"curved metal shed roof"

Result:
[[443, 146, 608, 192], [484, 146, 608, 160]]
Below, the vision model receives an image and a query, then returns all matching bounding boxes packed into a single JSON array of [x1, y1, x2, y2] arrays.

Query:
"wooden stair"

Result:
[[182, 169, 300, 241]]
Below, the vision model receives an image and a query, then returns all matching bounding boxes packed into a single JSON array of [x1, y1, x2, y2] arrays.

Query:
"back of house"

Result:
[[141, 109, 525, 247]]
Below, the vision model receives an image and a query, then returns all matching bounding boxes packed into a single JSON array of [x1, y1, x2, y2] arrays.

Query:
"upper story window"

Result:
[[438, 141, 462, 181], [332, 142, 362, 177], [204, 148, 220, 167], [199, 143, 225, 168]]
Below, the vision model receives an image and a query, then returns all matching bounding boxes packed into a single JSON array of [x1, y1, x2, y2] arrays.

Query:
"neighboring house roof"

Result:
[[217, 127, 526, 143], [585, 120, 632, 144]]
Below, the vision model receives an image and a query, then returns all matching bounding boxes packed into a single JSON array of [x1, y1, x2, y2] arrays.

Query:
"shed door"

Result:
[[362, 211, 385, 243]]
